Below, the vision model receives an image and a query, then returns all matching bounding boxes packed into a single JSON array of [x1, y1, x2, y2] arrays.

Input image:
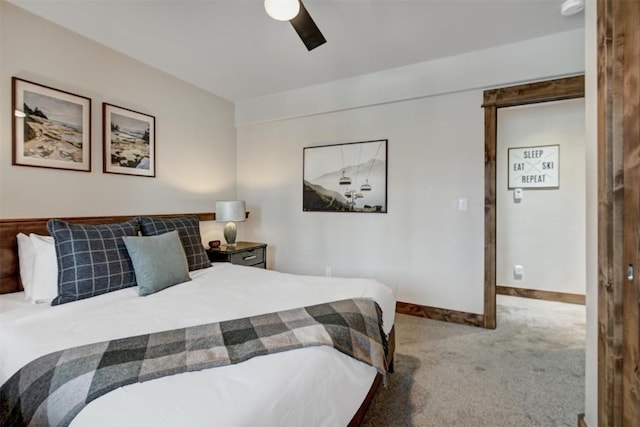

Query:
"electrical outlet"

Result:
[[325, 267, 332, 277]]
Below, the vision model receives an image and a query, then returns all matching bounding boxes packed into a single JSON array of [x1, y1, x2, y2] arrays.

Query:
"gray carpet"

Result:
[[362, 295, 585, 426]]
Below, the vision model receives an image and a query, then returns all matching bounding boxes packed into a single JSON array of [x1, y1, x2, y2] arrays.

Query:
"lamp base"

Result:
[[223, 222, 237, 245]]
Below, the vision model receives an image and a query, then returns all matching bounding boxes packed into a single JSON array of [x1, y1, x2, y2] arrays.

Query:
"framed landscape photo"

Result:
[[12, 77, 91, 172], [303, 139, 388, 213], [103, 103, 155, 177]]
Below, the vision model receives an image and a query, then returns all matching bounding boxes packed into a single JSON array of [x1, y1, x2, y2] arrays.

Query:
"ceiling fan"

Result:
[[264, 0, 327, 51]]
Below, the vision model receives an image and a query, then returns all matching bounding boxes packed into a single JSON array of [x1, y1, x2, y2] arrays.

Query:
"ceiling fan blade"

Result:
[[290, 1, 326, 51]]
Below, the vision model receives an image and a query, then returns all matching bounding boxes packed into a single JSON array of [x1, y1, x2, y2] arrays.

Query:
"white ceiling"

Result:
[[9, 0, 584, 102]]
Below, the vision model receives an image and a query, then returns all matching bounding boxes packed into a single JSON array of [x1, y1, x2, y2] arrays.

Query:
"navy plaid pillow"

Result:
[[137, 216, 210, 271], [47, 219, 140, 306]]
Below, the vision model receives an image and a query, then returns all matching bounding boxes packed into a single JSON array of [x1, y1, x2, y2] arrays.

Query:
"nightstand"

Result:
[[206, 242, 267, 269]]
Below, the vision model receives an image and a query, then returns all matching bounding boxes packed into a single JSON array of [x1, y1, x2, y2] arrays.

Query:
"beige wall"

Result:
[[239, 90, 485, 313], [496, 99, 586, 295], [0, 2, 236, 244]]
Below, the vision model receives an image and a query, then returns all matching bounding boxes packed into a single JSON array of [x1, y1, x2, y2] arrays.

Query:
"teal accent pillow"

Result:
[[122, 230, 191, 296]]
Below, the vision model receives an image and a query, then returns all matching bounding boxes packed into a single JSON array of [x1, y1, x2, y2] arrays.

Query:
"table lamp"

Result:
[[215, 200, 246, 245]]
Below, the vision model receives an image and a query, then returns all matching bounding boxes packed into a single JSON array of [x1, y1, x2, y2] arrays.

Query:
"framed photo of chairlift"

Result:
[[303, 139, 388, 213]]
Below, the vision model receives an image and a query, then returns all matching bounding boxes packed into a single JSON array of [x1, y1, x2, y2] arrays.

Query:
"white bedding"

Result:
[[0, 263, 395, 426]]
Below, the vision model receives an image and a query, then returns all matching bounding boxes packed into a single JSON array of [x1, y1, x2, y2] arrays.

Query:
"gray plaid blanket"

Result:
[[0, 298, 387, 427]]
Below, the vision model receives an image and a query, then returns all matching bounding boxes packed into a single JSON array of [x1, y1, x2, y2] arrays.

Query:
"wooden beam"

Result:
[[482, 75, 584, 108], [484, 104, 497, 330]]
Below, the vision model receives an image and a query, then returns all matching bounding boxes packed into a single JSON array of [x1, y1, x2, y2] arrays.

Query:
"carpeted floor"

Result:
[[362, 295, 586, 426]]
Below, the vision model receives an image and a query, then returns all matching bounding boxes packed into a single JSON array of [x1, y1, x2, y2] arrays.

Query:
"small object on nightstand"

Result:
[[208, 240, 221, 249], [206, 241, 267, 269]]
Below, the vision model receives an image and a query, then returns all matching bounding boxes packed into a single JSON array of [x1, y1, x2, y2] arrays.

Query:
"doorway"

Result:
[[482, 75, 585, 329], [496, 99, 586, 301]]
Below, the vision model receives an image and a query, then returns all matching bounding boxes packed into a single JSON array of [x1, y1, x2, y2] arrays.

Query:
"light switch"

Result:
[[458, 198, 468, 211]]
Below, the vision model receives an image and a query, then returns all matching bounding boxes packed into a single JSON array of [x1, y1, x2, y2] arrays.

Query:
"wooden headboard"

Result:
[[0, 213, 214, 295]]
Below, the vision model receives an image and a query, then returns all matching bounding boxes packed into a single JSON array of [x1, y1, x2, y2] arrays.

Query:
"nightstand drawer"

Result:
[[229, 247, 265, 266], [206, 242, 267, 269]]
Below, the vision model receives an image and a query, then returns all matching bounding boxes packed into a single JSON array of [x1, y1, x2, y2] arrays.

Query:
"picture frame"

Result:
[[508, 144, 559, 189], [303, 139, 388, 213], [103, 103, 156, 177], [12, 77, 91, 172]]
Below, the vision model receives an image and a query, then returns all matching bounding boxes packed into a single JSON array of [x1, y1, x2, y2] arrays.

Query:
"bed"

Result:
[[0, 214, 395, 427]]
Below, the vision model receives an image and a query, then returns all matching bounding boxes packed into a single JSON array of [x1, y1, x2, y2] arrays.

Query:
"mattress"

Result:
[[0, 263, 396, 426]]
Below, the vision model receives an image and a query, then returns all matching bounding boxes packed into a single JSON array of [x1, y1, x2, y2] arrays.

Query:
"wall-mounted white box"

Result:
[[514, 265, 524, 279]]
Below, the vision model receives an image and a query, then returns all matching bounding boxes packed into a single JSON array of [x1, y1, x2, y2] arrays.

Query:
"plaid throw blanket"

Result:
[[0, 298, 387, 427]]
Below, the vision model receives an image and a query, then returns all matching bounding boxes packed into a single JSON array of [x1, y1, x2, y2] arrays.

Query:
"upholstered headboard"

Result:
[[0, 213, 214, 295]]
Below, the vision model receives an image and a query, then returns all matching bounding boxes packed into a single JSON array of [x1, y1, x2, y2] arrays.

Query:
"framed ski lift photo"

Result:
[[303, 139, 388, 213]]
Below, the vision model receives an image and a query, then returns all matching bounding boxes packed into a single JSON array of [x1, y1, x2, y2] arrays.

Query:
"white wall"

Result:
[[584, 0, 598, 423], [0, 2, 237, 243], [496, 99, 586, 295], [237, 30, 585, 315], [239, 90, 485, 313]]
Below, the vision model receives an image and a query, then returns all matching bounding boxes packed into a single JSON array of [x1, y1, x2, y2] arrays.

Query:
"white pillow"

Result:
[[29, 234, 58, 303], [16, 233, 35, 299]]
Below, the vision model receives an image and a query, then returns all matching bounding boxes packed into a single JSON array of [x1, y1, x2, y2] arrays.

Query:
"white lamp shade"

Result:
[[216, 201, 246, 222], [264, 0, 300, 21]]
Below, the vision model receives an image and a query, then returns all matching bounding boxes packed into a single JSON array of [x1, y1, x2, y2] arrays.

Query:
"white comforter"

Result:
[[0, 263, 395, 427]]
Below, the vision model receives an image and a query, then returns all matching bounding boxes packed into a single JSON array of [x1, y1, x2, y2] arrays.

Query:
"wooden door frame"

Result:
[[598, 0, 640, 425], [481, 75, 585, 329], [620, 0, 640, 423]]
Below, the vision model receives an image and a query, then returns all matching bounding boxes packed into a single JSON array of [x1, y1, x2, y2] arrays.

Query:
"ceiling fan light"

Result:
[[264, 0, 300, 21]]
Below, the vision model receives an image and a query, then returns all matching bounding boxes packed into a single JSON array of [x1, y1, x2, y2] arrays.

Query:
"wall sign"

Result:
[[508, 144, 559, 189]]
